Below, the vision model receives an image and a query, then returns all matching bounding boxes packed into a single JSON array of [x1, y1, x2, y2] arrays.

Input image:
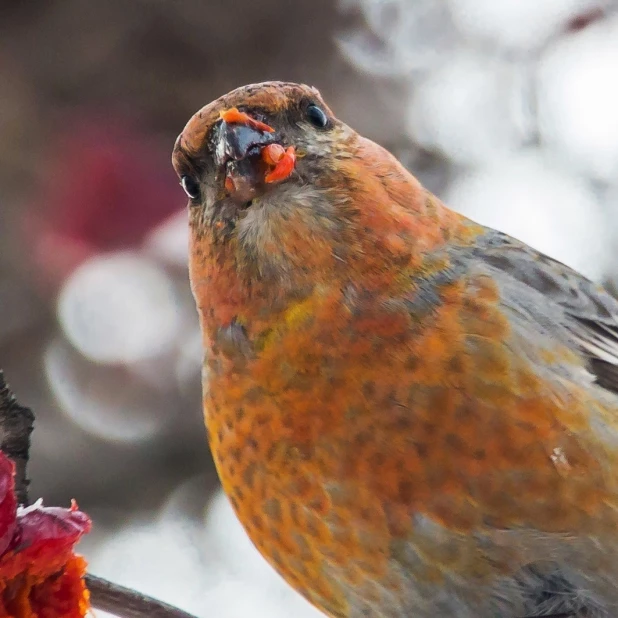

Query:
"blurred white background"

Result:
[[1, 0, 617, 616]]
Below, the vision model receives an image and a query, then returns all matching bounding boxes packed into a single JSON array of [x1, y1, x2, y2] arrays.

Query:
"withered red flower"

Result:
[[0, 453, 91, 618]]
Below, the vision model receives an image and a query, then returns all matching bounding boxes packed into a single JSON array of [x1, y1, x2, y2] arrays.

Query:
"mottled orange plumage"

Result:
[[173, 82, 618, 618]]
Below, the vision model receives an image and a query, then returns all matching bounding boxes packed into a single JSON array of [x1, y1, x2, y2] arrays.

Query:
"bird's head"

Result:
[[172, 81, 374, 292], [173, 82, 460, 323], [172, 82, 349, 210]]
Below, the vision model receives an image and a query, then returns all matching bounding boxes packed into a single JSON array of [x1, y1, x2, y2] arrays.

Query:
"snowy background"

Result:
[[1, 1, 617, 616]]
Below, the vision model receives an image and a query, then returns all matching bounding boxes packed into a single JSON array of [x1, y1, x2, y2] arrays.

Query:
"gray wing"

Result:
[[470, 230, 618, 396]]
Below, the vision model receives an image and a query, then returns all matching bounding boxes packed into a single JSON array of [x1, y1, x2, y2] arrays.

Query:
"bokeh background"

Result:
[[1, 1, 618, 616]]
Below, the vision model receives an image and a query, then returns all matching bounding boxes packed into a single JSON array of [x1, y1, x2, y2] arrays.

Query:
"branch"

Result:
[[0, 372, 200, 618], [0, 370, 34, 505], [85, 574, 199, 618]]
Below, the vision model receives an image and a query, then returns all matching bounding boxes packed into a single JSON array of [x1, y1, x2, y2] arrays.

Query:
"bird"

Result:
[[172, 81, 618, 618]]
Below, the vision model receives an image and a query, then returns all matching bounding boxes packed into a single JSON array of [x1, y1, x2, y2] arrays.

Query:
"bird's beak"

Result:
[[215, 108, 277, 166], [215, 108, 297, 204]]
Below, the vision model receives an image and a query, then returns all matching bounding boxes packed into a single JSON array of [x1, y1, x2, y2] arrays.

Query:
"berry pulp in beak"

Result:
[[215, 108, 296, 203]]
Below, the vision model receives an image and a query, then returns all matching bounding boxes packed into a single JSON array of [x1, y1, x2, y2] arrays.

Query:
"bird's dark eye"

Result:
[[305, 104, 329, 129], [180, 175, 201, 200]]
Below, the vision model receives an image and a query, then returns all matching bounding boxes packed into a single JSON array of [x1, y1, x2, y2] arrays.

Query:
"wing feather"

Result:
[[472, 230, 618, 394]]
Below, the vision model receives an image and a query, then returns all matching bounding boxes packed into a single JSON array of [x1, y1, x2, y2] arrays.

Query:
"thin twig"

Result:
[[0, 371, 34, 505], [85, 575, 199, 618]]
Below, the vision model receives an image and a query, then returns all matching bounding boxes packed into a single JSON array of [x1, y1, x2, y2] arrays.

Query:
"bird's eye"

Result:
[[181, 175, 201, 200], [305, 104, 329, 129]]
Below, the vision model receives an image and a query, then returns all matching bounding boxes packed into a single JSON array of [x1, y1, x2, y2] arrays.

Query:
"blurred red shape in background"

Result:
[[23, 113, 184, 290]]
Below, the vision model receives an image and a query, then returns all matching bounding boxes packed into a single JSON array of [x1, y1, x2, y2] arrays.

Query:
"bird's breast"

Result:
[[201, 277, 618, 617], [202, 288, 422, 614]]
